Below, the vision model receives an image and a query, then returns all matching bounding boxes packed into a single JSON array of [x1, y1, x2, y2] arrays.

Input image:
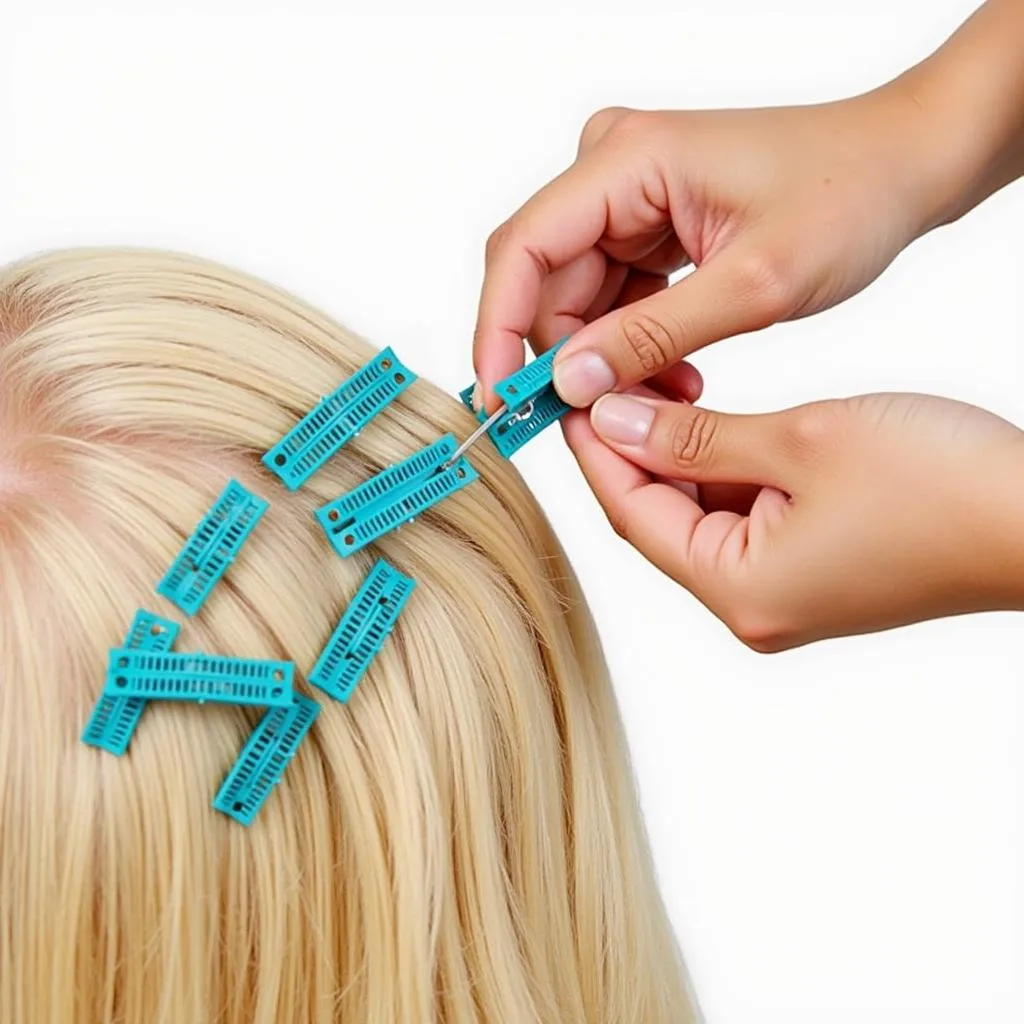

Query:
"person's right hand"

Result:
[[473, 80, 954, 411], [567, 389, 1024, 650]]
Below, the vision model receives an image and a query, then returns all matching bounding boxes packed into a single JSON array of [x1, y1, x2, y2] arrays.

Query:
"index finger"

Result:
[[473, 160, 611, 410]]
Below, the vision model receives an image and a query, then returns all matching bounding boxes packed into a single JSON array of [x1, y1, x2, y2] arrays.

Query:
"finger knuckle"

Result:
[[485, 219, 515, 263], [781, 400, 845, 461], [619, 313, 676, 375], [579, 106, 632, 147], [731, 248, 795, 325], [727, 602, 792, 654], [603, 504, 630, 542], [669, 408, 717, 470], [607, 108, 663, 142]]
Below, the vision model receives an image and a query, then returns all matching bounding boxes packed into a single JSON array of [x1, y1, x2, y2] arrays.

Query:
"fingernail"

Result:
[[553, 351, 616, 406], [591, 394, 653, 445], [471, 381, 483, 412]]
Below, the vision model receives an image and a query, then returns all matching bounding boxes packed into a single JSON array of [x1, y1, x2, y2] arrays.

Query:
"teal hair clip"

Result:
[[458, 382, 569, 459], [493, 337, 569, 410], [263, 348, 415, 491], [453, 337, 570, 460], [157, 479, 267, 616], [81, 610, 180, 755], [104, 650, 294, 707], [315, 433, 478, 557], [213, 694, 320, 826], [310, 558, 415, 702]]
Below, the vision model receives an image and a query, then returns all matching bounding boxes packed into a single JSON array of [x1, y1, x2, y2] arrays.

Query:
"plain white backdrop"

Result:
[[4, 2, 1021, 1021]]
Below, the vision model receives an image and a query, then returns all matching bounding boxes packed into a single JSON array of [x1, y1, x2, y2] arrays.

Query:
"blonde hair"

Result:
[[0, 249, 697, 1023]]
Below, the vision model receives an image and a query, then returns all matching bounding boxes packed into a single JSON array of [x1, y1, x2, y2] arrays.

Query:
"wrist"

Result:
[[842, 80, 959, 247], [881, 1, 1024, 236]]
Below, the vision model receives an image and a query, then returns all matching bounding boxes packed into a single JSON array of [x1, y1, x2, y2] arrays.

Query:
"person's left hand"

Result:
[[564, 389, 1024, 649]]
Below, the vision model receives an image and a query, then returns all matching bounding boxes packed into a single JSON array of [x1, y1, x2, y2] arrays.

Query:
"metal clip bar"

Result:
[[446, 337, 570, 464]]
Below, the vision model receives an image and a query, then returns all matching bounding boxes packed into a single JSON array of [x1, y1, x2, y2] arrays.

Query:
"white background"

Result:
[[4, 2, 1021, 1021]]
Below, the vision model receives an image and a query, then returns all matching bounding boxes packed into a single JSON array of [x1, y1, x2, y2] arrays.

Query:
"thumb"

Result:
[[553, 240, 793, 407], [590, 393, 804, 489]]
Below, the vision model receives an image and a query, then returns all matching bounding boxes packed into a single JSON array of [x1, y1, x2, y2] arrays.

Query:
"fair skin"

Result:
[[472, 0, 1024, 651]]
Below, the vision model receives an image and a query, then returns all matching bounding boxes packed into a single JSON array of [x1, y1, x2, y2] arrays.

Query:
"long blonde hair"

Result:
[[0, 249, 697, 1023]]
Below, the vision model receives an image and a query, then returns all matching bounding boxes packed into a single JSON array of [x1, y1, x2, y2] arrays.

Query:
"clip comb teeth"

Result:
[[82, 610, 180, 755], [493, 337, 569, 411], [104, 651, 294, 707], [213, 694, 320, 826], [310, 559, 415, 702], [157, 480, 267, 616], [315, 433, 478, 557], [263, 348, 415, 490]]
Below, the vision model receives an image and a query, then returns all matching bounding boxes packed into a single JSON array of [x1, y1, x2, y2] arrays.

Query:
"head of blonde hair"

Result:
[[0, 249, 697, 1024]]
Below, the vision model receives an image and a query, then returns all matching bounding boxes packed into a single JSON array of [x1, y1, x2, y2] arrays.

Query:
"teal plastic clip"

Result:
[[157, 479, 267, 616], [263, 348, 415, 490], [458, 382, 569, 458], [81, 610, 180, 755], [310, 558, 415, 702], [493, 337, 569, 411], [315, 433, 478, 557], [213, 694, 320, 826], [104, 650, 294, 707], [457, 337, 570, 458]]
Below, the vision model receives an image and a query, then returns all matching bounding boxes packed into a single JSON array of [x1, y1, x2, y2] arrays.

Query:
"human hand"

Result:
[[473, 83, 951, 411], [565, 390, 1024, 650]]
